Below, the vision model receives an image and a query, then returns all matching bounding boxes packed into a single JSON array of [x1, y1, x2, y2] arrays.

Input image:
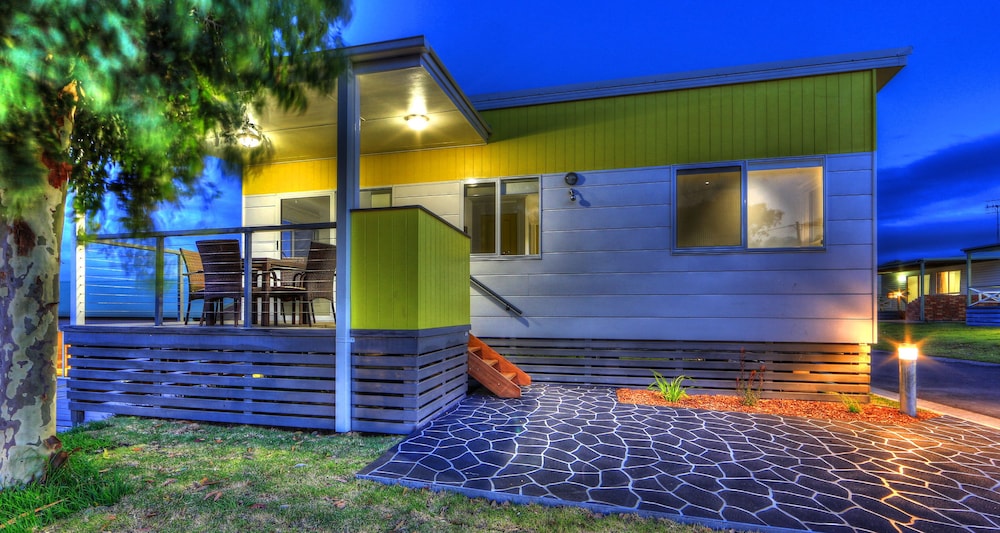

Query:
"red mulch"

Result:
[[617, 389, 939, 425]]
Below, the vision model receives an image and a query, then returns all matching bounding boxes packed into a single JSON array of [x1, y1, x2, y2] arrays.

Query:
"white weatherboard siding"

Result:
[[469, 153, 876, 344], [972, 260, 1000, 287], [392, 182, 462, 228]]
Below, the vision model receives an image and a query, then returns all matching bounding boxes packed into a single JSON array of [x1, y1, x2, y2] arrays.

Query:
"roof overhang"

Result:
[[253, 36, 490, 162], [472, 46, 912, 111]]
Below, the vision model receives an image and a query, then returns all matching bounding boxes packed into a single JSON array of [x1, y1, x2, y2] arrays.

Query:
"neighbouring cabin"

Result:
[[65, 37, 910, 432], [878, 252, 1000, 325]]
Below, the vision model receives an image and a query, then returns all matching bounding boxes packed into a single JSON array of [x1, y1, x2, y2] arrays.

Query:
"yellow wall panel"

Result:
[[246, 71, 876, 195]]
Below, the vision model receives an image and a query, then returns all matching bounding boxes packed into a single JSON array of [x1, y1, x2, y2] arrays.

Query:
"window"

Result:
[[360, 188, 392, 208], [280, 195, 331, 258], [464, 177, 540, 256], [675, 161, 824, 250], [935, 270, 961, 294]]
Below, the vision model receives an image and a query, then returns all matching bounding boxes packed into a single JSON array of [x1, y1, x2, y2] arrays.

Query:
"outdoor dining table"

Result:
[[251, 257, 306, 326]]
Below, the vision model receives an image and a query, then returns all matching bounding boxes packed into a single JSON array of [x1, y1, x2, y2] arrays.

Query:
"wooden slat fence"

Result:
[[352, 326, 469, 434], [967, 306, 1000, 327], [65, 326, 339, 430], [64, 325, 471, 434], [479, 338, 870, 402]]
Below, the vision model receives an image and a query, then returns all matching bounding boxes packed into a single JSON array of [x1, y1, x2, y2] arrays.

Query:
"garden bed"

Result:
[[617, 389, 939, 425]]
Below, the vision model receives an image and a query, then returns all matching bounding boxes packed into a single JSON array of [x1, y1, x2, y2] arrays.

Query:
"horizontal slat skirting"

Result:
[[67, 380, 334, 403], [65, 359, 336, 379], [63, 326, 337, 353], [480, 337, 869, 401], [967, 307, 1000, 326], [68, 346, 336, 366], [65, 325, 469, 434], [68, 369, 336, 392], [66, 402, 338, 430], [68, 390, 334, 417]]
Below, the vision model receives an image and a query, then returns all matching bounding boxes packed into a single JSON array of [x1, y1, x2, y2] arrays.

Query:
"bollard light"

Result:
[[898, 344, 919, 361], [897, 343, 918, 417]]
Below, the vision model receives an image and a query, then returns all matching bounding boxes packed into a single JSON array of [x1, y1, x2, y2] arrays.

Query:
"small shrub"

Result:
[[648, 371, 690, 402], [736, 348, 765, 407], [838, 393, 864, 414]]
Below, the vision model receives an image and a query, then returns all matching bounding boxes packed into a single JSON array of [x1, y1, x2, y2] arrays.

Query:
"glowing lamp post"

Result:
[[898, 344, 918, 417]]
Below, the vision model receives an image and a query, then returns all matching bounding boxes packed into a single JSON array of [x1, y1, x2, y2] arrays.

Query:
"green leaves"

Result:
[[1, 0, 351, 230], [648, 371, 691, 403]]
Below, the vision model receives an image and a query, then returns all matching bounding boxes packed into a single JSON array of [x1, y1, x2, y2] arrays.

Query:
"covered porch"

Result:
[[64, 207, 471, 434], [964, 243, 1000, 326], [63, 37, 485, 434]]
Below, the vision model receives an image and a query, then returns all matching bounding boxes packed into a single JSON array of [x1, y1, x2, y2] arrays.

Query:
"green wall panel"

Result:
[[351, 208, 470, 331], [478, 70, 875, 173]]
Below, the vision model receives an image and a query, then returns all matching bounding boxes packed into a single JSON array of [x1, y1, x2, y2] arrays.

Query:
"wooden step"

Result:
[[466, 334, 532, 399], [468, 353, 521, 398]]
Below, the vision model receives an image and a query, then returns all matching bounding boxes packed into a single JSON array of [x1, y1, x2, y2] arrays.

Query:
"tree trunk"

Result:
[[0, 161, 68, 486]]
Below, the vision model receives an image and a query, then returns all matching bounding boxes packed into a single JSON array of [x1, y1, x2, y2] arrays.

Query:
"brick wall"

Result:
[[906, 294, 966, 321]]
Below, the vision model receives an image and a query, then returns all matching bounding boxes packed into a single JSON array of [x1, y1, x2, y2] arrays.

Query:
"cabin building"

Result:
[[64, 37, 910, 433]]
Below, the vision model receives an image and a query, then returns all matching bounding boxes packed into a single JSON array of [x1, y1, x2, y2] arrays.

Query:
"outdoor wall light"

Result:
[[897, 343, 918, 417], [405, 114, 430, 131], [236, 120, 263, 148], [565, 172, 579, 201]]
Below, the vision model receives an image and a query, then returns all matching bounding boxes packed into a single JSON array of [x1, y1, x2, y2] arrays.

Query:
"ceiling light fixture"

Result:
[[236, 120, 263, 148], [404, 114, 430, 131]]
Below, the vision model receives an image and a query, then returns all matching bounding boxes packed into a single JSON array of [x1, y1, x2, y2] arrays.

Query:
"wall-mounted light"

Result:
[[236, 120, 263, 148], [405, 114, 430, 131], [565, 172, 579, 202]]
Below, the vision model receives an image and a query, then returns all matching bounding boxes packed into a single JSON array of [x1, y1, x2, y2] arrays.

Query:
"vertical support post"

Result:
[[154, 236, 165, 326], [72, 217, 86, 326], [242, 230, 254, 328], [335, 64, 360, 432], [966, 251, 974, 307], [918, 260, 926, 322]]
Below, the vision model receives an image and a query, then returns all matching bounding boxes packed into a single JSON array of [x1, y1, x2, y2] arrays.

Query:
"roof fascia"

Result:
[[472, 46, 912, 111], [962, 243, 1000, 254], [347, 36, 491, 142]]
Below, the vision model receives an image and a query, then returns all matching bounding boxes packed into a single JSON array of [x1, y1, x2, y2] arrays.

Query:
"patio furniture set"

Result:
[[180, 239, 336, 327]]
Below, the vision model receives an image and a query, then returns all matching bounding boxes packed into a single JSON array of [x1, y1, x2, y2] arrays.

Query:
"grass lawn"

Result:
[[875, 321, 1000, 363], [3, 417, 716, 533]]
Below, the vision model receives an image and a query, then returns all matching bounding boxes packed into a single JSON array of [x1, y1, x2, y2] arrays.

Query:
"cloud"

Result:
[[878, 133, 1000, 262]]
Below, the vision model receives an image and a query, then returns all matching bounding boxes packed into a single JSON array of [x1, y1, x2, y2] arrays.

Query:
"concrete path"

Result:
[[360, 384, 1000, 533], [871, 350, 1000, 421]]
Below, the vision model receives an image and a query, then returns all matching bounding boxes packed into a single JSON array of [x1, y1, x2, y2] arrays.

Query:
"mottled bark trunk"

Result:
[[0, 168, 67, 486], [1, 81, 74, 487]]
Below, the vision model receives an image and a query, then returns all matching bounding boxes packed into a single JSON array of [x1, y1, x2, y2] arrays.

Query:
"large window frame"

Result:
[[463, 176, 541, 258], [673, 158, 826, 252]]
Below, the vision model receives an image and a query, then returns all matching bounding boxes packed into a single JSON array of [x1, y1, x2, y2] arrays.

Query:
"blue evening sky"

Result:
[[343, 0, 1000, 263]]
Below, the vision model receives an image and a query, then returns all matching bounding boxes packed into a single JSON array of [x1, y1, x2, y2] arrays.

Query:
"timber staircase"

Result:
[[467, 334, 531, 398]]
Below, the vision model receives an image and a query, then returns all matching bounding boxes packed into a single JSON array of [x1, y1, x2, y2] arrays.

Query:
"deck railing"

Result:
[[969, 286, 1000, 306], [73, 222, 337, 327]]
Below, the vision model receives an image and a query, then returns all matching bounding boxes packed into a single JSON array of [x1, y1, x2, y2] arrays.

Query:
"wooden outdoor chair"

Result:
[[195, 239, 244, 326], [180, 248, 206, 325], [277, 241, 336, 325]]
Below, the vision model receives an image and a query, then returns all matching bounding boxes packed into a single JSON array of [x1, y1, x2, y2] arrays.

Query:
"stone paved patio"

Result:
[[359, 384, 1000, 533]]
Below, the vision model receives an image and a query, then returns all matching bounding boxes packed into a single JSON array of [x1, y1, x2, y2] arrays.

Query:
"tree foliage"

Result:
[[0, 0, 352, 230]]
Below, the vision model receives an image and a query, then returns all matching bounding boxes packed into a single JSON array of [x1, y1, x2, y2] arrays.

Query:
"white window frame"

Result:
[[463, 176, 542, 259]]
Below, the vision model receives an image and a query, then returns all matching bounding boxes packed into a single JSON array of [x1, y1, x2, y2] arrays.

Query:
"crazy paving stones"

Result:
[[359, 384, 1000, 533]]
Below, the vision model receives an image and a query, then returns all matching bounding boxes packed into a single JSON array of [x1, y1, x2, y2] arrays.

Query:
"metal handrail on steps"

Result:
[[470, 275, 523, 316]]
